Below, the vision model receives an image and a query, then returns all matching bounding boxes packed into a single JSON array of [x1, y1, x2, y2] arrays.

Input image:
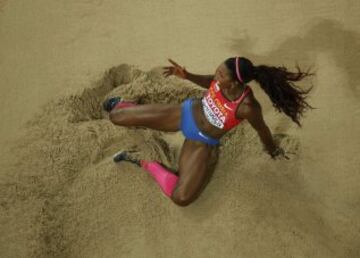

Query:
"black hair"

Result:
[[224, 57, 316, 127]]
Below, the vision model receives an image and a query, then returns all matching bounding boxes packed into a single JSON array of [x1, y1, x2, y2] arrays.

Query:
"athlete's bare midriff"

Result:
[[192, 98, 230, 139]]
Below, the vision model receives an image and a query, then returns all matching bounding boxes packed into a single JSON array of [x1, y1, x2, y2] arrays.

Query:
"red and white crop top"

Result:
[[201, 80, 252, 131]]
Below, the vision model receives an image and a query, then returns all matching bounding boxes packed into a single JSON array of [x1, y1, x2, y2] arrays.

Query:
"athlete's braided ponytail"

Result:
[[225, 57, 316, 127]]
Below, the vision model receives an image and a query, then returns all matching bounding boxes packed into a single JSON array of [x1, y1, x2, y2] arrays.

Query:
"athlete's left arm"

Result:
[[240, 101, 278, 155]]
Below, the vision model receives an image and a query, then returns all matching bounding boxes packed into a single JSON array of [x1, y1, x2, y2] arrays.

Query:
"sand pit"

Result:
[[0, 64, 358, 257], [1, 1, 360, 257]]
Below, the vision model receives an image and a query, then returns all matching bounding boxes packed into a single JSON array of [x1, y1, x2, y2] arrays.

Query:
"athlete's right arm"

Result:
[[162, 58, 214, 89], [184, 71, 214, 89]]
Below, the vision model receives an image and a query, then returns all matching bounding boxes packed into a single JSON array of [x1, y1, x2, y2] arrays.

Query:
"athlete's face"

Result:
[[214, 62, 234, 89]]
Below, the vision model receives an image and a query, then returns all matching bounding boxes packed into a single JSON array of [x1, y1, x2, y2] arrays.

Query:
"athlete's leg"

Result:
[[114, 139, 219, 206], [109, 103, 182, 132], [171, 139, 219, 206]]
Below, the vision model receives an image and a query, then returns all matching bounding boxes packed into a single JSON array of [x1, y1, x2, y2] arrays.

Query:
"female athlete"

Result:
[[103, 56, 314, 207]]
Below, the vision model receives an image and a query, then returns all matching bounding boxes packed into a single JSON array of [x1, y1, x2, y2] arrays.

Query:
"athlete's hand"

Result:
[[162, 58, 188, 79]]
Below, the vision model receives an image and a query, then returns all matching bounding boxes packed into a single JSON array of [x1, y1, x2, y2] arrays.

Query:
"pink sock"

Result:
[[140, 160, 179, 197], [113, 101, 137, 110]]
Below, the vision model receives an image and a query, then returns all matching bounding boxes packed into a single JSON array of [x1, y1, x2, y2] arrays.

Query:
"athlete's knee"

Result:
[[171, 196, 193, 207], [170, 188, 195, 207]]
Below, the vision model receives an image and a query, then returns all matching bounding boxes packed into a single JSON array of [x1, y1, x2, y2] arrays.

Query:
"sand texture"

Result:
[[0, 1, 359, 257]]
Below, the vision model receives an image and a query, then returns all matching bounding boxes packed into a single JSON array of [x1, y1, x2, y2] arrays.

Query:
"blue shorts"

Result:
[[180, 98, 220, 145]]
